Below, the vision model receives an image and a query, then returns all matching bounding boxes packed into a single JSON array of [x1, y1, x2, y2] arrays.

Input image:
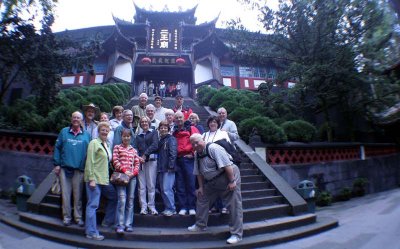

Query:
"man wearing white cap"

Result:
[[131, 93, 148, 128]]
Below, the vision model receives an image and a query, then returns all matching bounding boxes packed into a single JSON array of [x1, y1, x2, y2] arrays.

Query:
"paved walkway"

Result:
[[1, 188, 400, 249], [263, 188, 400, 249]]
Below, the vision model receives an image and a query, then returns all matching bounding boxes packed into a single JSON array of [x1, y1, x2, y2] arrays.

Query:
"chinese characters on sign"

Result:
[[139, 56, 186, 65], [150, 27, 180, 51]]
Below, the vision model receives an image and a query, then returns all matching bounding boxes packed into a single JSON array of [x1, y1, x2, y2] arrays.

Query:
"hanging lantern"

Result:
[[141, 57, 151, 64], [176, 57, 186, 65]]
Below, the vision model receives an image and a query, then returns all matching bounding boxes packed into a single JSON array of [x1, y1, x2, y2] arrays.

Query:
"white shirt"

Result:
[[203, 129, 231, 144]]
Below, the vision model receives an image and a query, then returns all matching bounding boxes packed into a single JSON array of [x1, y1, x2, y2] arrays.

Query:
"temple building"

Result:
[[59, 4, 284, 97]]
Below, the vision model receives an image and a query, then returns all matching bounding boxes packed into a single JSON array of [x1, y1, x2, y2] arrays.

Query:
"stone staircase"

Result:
[[0, 135, 339, 248]]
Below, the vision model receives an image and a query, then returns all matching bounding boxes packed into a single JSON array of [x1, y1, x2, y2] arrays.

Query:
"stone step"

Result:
[[239, 163, 256, 169], [241, 189, 277, 198], [240, 169, 259, 176], [2, 211, 337, 249], [18, 211, 318, 242], [38, 200, 290, 227], [241, 175, 266, 183], [241, 181, 271, 191]]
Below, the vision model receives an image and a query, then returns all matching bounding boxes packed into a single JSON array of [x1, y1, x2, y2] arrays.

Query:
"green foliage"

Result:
[[316, 191, 333, 206], [239, 116, 287, 144], [219, 100, 238, 114], [226, 0, 400, 142], [352, 178, 369, 197], [104, 84, 127, 104], [1, 83, 131, 132], [281, 120, 317, 142], [196, 86, 218, 106], [336, 187, 352, 201], [86, 95, 111, 114], [229, 107, 260, 125], [114, 83, 131, 100], [45, 104, 77, 132], [209, 91, 231, 110], [88, 86, 119, 109]]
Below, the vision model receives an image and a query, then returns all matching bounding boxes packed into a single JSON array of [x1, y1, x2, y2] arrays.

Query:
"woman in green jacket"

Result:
[[84, 122, 117, 241]]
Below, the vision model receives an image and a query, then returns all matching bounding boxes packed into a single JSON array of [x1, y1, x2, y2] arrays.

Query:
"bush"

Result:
[[281, 120, 316, 142], [196, 86, 218, 106], [352, 178, 369, 197], [104, 84, 126, 104], [45, 104, 77, 132], [336, 187, 352, 201], [113, 83, 131, 100], [239, 116, 287, 144], [208, 91, 232, 110], [86, 95, 112, 113], [219, 100, 238, 114], [229, 107, 260, 125], [316, 191, 332, 206]]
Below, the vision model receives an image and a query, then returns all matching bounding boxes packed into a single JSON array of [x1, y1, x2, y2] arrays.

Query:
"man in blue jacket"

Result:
[[53, 111, 90, 227]]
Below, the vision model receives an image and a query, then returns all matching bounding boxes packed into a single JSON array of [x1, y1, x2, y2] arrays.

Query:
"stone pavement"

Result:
[[262, 188, 400, 249], [0, 188, 400, 249]]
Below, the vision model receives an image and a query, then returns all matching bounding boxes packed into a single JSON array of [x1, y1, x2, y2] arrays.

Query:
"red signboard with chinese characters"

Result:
[[137, 55, 189, 66]]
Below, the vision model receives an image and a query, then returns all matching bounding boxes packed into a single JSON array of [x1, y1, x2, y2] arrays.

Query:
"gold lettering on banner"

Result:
[[159, 29, 169, 49]]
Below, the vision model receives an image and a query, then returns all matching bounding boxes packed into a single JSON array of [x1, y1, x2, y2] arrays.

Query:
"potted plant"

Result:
[[316, 191, 332, 206]]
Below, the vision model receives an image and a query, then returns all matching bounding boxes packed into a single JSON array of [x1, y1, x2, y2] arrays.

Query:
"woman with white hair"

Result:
[[135, 116, 159, 215], [164, 109, 175, 134]]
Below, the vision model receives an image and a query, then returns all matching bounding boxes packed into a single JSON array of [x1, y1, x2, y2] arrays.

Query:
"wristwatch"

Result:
[[229, 179, 235, 184]]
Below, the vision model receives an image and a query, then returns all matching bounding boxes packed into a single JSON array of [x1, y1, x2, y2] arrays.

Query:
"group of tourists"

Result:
[[143, 80, 183, 98], [53, 93, 243, 244]]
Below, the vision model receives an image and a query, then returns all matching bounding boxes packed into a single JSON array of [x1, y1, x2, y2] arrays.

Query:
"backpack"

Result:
[[204, 139, 242, 167]]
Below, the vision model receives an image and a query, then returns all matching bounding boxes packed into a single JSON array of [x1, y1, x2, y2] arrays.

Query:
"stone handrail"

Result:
[[235, 139, 308, 215]]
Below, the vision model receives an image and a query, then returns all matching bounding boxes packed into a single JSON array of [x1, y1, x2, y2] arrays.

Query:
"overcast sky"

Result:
[[51, 0, 278, 32]]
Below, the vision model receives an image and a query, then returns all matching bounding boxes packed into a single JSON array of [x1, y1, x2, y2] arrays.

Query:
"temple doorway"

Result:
[[134, 65, 193, 97]]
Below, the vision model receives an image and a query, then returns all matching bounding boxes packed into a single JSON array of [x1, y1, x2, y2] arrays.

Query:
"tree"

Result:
[[0, 0, 101, 113], [232, 0, 400, 141]]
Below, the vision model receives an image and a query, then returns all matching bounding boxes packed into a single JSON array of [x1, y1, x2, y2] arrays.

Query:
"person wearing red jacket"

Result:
[[112, 129, 140, 234], [173, 95, 193, 121], [173, 111, 199, 216]]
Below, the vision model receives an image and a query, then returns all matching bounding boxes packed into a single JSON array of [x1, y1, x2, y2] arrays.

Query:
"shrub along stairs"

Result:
[[0, 98, 338, 248]]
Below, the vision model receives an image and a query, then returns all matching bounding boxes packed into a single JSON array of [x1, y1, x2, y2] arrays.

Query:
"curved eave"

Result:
[[133, 3, 198, 24], [112, 15, 133, 26], [134, 3, 197, 16], [102, 28, 135, 57], [193, 32, 229, 60]]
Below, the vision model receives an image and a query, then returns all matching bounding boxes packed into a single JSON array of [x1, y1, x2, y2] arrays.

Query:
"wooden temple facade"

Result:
[[59, 4, 281, 97]]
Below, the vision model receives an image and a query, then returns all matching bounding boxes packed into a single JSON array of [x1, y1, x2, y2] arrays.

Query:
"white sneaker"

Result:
[[187, 224, 207, 232], [178, 209, 187, 216], [221, 207, 229, 214], [226, 235, 242, 244], [188, 209, 196, 216]]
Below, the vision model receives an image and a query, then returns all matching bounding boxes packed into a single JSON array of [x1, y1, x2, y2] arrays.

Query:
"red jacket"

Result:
[[173, 106, 193, 121], [173, 125, 199, 157]]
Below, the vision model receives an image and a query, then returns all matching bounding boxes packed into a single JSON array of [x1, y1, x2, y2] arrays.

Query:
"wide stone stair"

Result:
[[0, 136, 338, 248]]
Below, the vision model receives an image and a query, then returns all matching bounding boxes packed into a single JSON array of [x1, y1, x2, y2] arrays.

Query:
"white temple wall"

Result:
[[113, 61, 132, 82], [194, 60, 213, 84]]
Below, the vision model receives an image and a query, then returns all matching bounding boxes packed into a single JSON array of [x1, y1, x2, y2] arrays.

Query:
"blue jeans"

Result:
[[175, 157, 196, 210], [116, 177, 137, 229], [160, 88, 166, 98], [85, 183, 117, 236], [159, 172, 176, 212]]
